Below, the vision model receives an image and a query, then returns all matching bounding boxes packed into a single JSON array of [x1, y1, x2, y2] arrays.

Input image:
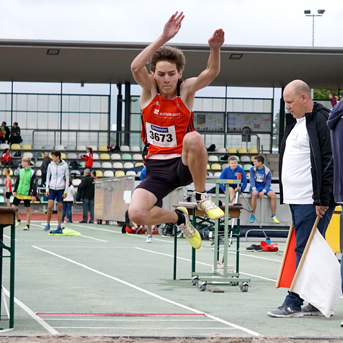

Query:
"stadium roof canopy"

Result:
[[1, 39, 343, 89]]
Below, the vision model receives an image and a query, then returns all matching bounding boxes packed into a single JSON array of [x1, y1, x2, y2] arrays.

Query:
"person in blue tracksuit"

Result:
[[219, 156, 247, 204]]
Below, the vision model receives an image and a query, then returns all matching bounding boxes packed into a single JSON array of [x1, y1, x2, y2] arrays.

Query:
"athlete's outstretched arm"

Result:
[[183, 29, 225, 97], [131, 11, 185, 91]]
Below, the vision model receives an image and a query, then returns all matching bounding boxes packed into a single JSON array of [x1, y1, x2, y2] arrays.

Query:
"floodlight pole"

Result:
[[304, 10, 325, 46]]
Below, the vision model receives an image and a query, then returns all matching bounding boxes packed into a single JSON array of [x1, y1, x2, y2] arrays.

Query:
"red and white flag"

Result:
[[290, 227, 341, 318]]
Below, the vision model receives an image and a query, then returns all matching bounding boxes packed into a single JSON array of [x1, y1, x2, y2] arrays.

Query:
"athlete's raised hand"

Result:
[[208, 29, 225, 50], [162, 11, 185, 41]]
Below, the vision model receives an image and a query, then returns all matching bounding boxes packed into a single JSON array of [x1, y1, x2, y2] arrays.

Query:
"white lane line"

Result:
[[228, 251, 282, 263], [2, 287, 59, 335], [54, 327, 235, 330], [3, 235, 17, 241], [135, 247, 277, 282], [33, 246, 260, 337], [80, 235, 108, 242], [42, 318, 212, 322]]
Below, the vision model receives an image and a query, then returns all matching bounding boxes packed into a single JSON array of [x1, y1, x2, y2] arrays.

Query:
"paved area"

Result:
[[0, 220, 342, 338]]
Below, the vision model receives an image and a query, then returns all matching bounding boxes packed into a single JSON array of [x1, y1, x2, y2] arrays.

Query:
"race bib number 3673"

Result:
[[146, 123, 177, 148]]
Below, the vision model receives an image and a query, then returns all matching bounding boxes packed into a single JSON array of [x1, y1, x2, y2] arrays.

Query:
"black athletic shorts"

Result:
[[6, 192, 12, 199], [12, 197, 31, 207], [136, 157, 193, 202]]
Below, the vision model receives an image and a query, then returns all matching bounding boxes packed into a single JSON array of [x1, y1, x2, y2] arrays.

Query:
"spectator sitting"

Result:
[[249, 154, 279, 224], [219, 156, 247, 204], [1, 148, 13, 167], [9, 122, 22, 144], [0, 121, 10, 143]]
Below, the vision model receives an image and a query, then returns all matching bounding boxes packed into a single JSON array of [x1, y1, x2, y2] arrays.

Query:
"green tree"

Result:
[[314, 88, 342, 100]]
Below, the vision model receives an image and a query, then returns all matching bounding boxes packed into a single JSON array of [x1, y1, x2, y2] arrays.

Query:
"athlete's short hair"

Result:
[[228, 156, 238, 162], [150, 46, 185, 73], [51, 150, 61, 159], [254, 154, 264, 164]]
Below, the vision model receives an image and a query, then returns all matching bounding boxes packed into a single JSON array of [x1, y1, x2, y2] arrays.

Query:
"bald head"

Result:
[[283, 79, 313, 119], [285, 80, 311, 98]]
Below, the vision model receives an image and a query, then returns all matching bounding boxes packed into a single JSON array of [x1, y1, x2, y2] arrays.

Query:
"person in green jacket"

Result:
[[12, 157, 37, 231]]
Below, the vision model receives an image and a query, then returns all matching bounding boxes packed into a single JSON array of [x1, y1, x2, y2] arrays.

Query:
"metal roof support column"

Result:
[[116, 83, 122, 146], [124, 82, 131, 146]]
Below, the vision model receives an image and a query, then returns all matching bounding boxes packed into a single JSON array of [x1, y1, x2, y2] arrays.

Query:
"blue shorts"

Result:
[[250, 186, 273, 195], [48, 189, 64, 203]]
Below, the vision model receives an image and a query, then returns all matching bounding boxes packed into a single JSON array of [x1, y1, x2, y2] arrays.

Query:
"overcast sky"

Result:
[[0, 0, 341, 47]]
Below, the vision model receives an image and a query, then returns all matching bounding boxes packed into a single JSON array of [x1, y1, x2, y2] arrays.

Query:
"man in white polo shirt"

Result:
[[267, 79, 336, 318]]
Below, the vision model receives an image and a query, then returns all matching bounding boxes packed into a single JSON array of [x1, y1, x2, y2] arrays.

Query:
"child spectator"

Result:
[[219, 156, 247, 204], [4, 168, 12, 207], [82, 147, 93, 169], [12, 157, 37, 231], [91, 170, 98, 179], [249, 154, 279, 224], [1, 148, 13, 167], [62, 181, 75, 223]]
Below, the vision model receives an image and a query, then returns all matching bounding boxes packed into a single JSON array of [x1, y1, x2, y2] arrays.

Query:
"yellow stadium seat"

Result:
[[10, 144, 21, 150], [115, 170, 125, 177], [227, 147, 237, 154], [95, 170, 103, 178], [135, 162, 144, 167], [61, 152, 67, 160], [211, 163, 222, 171], [99, 153, 110, 160], [248, 147, 259, 154], [22, 144, 32, 150], [237, 147, 248, 154], [98, 145, 108, 152], [251, 156, 256, 162], [207, 163, 211, 171]]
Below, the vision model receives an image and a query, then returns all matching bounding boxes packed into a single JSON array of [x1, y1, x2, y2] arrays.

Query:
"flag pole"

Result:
[[275, 223, 293, 288], [289, 216, 320, 292]]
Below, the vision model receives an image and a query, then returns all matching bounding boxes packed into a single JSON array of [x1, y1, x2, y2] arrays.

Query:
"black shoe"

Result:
[[88, 221, 93, 224], [79, 221, 87, 223]]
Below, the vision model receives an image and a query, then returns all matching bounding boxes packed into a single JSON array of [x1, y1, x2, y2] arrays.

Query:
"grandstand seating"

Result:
[[98, 145, 108, 152], [33, 145, 43, 151], [104, 170, 114, 177], [123, 162, 134, 169], [92, 161, 101, 169], [44, 144, 54, 151], [126, 170, 136, 176], [135, 162, 144, 167], [227, 147, 237, 154], [102, 162, 112, 169], [61, 152, 67, 160], [76, 145, 86, 151], [65, 144, 75, 151], [248, 147, 259, 154], [10, 144, 21, 150], [208, 155, 219, 162], [132, 154, 143, 161], [79, 161, 85, 168], [207, 164, 210, 170], [89, 145, 97, 151], [99, 153, 110, 160], [23, 152, 33, 158], [35, 170, 42, 177], [121, 153, 132, 161], [95, 170, 103, 178], [35, 160, 43, 168], [67, 153, 78, 160], [113, 162, 124, 169], [217, 147, 227, 154], [72, 179, 81, 186], [237, 147, 248, 154], [211, 163, 222, 171], [22, 144, 32, 150], [243, 164, 253, 172], [70, 170, 81, 177], [120, 145, 130, 152], [54, 144, 65, 151], [0, 143, 9, 150], [240, 155, 251, 163], [214, 172, 221, 177], [115, 170, 125, 177], [130, 146, 141, 152], [92, 153, 99, 160], [110, 153, 121, 160]]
